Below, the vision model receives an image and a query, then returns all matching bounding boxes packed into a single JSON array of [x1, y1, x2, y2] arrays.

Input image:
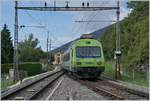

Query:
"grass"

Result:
[[1, 74, 15, 89], [1, 62, 55, 89], [121, 70, 149, 87], [1, 62, 43, 76], [102, 62, 149, 87], [103, 62, 114, 77]]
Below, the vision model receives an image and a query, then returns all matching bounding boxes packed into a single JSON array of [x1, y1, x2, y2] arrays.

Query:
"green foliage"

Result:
[[1, 63, 43, 76], [1, 76, 14, 89], [19, 33, 39, 49], [102, 62, 114, 77], [19, 63, 42, 76], [103, 62, 148, 87], [100, 25, 116, 60], [49, 53, 55, 64], [1, 64, 13, 73], [1, 24, 14, 64], [18, 34, 46, 62], [19, 47, 45, 62], [121, 70, 149, 87], [99, 1, 149, 67]]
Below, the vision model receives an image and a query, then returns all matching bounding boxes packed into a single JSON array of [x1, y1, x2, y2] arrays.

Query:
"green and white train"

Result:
[[61, 34, 105, 79]]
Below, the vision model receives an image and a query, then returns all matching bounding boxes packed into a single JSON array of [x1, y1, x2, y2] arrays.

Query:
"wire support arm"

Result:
[[16, 7, 119, 11]]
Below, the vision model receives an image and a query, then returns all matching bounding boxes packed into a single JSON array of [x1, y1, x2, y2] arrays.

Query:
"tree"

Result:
[[18, 33, 45, 62], [127, 1, 149, 20], [19, 33, 39, 49], [19, 48, 45, 62], [99, 1, 149, 69], [1, 24, 14, 64]]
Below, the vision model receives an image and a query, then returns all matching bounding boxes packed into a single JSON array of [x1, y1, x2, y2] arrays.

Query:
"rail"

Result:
[[1, 70, 64, 100]]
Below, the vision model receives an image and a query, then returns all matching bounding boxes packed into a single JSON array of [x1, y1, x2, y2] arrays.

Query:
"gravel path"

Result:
[[50, 75, 106, 100]]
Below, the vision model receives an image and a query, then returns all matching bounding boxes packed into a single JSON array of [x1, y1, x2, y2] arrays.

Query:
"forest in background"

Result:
[[99, 1, 149, 71], [1, 25, 54, 63]]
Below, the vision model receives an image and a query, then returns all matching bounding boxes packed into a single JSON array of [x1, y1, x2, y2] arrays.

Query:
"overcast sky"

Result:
[[0, 0, 130, 51]]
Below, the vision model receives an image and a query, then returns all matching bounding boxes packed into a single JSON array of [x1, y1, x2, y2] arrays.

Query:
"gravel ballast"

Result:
[[50, 75, 106, 100]]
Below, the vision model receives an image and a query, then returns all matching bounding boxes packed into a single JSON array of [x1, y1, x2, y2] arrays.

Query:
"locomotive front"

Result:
[[71, 35, 105, 78]]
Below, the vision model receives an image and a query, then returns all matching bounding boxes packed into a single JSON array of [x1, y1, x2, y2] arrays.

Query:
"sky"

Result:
[[0, 0, 130, 51]]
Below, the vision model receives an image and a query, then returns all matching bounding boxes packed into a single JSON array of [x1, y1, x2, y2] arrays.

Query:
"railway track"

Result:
[[99, 77, 149, 99], [69, 75, 149, 100], [1, 70, 64, 100]]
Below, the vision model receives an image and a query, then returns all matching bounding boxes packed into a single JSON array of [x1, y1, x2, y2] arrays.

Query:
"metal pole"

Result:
[[115, 0, 121, 79], [54, 0, 56, 11], [47, 31, 49, 64], [13, 1, 19, 82], [49, 39, 51, 64], [54, 0, 56, 7], [118, 0, 121, 78]]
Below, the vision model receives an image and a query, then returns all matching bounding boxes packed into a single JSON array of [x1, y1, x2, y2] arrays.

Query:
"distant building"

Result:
[[54, 52, 62, 65]]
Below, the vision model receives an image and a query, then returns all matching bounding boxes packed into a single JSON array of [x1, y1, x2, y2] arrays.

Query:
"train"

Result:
[[61, 34, 105, 79]]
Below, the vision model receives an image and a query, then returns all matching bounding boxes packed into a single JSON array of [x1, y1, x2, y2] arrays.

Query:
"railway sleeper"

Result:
[[95, 87, 125, 100]]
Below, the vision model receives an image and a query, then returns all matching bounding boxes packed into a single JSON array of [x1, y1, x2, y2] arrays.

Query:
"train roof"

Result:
[[80, 34, 94, 39]]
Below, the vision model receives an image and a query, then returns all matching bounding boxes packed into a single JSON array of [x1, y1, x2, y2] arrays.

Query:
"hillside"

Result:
[[52, 25, 110, 53], [52, 1, 149, 71], [99, 1, 149, 71]]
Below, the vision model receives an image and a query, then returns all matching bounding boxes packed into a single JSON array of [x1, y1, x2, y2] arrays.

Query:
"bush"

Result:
[[1, 64, 13, 73], [1, 63, 43, 76], [19, 63, 42, 76]]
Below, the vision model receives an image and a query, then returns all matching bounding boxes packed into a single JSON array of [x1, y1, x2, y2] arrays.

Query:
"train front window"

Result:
[[76, 46, 101, 58]]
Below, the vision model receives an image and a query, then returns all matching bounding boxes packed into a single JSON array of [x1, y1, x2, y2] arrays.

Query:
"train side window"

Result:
[[67, 53, 69, 61], [68, 52, 70, 61], [63, 52, 70, 61], [71, 49, 73, 57]]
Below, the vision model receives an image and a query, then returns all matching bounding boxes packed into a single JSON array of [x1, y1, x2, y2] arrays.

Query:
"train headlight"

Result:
[[76, 62, 81, 65], [97, 61, 102, 65]]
